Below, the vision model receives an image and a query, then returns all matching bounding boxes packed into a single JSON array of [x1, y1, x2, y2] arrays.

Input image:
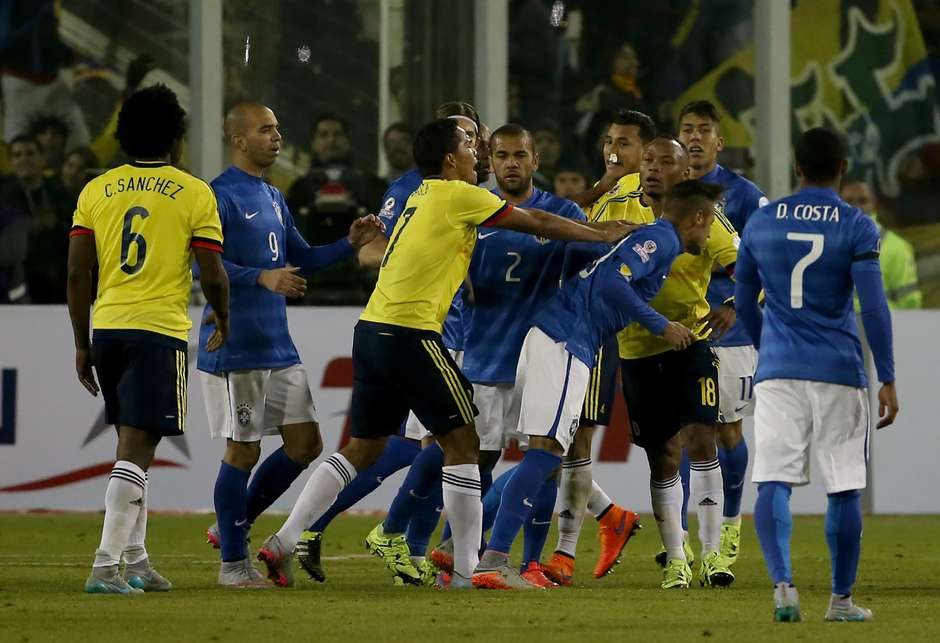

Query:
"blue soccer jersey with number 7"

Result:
[[735, 186, 881, 388]]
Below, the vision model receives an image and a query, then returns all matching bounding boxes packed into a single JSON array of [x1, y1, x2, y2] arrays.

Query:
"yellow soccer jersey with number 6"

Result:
[[70, 160, 223, 342], [360, 179, 510, 333]]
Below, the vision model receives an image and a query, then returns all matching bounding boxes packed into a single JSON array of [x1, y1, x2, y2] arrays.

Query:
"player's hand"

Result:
[[75, 348, 99, 397], [595, 220, 639, 244], [124, 54, 154, 93], [258, 266, 307, 298], [662, 322, 694, 351], [876, 381, 899, 429], [205, 314, 229, 352], [601, 159, 629, 184], [348, 214, 385, 248], [701, 304, 736, 340]]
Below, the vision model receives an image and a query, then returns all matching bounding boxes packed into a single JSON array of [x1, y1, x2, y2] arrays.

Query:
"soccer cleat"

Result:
[[257, 534, 295, 588], [698, 551, 735, 588], [773, 583, 802, 622], [218, 559, 270, 588], [429, 538, 454, 574], [825, 594, 874, 622], [520, 562, 558, 589], [417, 559, 440, 586], [720, 522, 741, 565], [364, 523, 421, 586], [654, 532, 694, 568], [295, 531, 325, 582], [542, 551, 575, 587], [84, 566, 143, 595], [661, 558, 692, 589], [472, 552, 538, 590], [593, 506, 641, 578], [127, 567, 173, 592], [206, 523, 221, 549]]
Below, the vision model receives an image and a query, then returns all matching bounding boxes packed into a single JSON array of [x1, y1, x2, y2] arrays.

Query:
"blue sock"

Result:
[[245, 446, 308, 523], [441, 465, 498, 544], [405, 481, 443, 557], [826, 490, 862, 595], [718, 439, 748, 518], [214, 461, 251, 562], [754, 481, 793, 585], [482, 466, 516, 536], [523, 476, 558, 566], [487, 449, 562, 554], [680, 449, 690, 531], [311, 436, 420, 532], [383, 444, 443, 534]]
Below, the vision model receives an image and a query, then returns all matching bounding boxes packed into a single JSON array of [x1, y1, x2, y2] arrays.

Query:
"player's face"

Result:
[[452, 126, 478, 184], [603, 124, 645, 174], [492, 133, 538, 196], [476, 123, 492, 185], [10, 141, 43, 180], [554, 170, 587, 198], [384, 129, 413, 172], [678, 113, 723, 173], [640, 140, 689, 197], [685, 206, 715, 255], [840, 182, 875, 215], [243, 108, 282, 169], [311, 118, 350, 163]]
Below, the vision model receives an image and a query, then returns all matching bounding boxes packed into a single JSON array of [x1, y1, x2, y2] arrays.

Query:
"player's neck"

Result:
[[642, 192, 665, 216], [499, 183, 534, 205], [689, 161, 717, 179], [234, 158, 266, 178], [800, 179, 840, 192]]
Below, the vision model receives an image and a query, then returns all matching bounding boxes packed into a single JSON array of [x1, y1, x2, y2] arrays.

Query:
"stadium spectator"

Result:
[[0, 134, 72, 303], [0, 201, 29, 303], [30, 115, 70, 174], [553, 166, 588, 199], [287, 113, 387, 304], [382, 122, 414, 183], [532, 123, 563, 191], [60, 147, 99, 200]]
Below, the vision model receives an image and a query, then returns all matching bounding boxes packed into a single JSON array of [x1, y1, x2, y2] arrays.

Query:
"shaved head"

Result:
[[224, 102, 273, 141], [224, 102, 282, 174]]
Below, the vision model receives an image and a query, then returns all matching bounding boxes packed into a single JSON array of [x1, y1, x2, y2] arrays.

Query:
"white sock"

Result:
[[723, 515, 742, 527], [690, 458, 724, 555], [123, 472, 149, 567], [277, 454, 356, 549], [651, 473, 685, 562], [556, 457, 592, 557], [94, 461, 145, 568], [587, 480, 613, 517], [442, 464, 482, 579]]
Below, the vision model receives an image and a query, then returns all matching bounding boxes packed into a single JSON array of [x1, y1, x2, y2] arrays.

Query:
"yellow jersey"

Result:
[[618, 200, 739, 359], [585, 173, 642, 223], [360, 179, 509, 332], [71, 161, 223, 342]]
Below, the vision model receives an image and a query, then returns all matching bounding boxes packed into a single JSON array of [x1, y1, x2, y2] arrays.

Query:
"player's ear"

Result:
[[838, 158, 848, 177], [716, 134, 724, 153], [794, 162, 804, 179], [532, 150, 540, 172]]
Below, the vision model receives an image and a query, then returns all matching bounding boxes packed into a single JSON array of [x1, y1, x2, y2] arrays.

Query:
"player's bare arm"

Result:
[[495, 206, 636, 244], [348, 214, 385, 248], [66, 234, 100, 397], [194, 246, 231, 352]]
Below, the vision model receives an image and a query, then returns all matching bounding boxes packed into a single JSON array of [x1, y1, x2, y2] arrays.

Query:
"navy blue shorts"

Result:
[[350, 321, 477, 439], [581, 334, 620, 426], [92, 329, 188, 436]]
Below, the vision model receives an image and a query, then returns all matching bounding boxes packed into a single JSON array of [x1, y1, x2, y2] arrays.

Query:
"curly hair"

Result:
[[116, 84, 187, 159]]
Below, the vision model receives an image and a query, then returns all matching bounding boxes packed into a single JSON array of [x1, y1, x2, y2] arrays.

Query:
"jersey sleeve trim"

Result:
[[69, 226, 94, 237], [853, 251, 880, 262], [192, 237, 224, 252], [481, 202, 513, 227]]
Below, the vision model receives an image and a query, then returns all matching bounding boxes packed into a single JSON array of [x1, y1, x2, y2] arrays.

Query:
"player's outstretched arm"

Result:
[[494, 207, 636, 244], [287, 215, 384, 274], [66, 234, 99, 397], [194, 247, 230, 352], [568, 170, 622, 209], [853, 259, 899, 429], [358, 235, 388, 268]]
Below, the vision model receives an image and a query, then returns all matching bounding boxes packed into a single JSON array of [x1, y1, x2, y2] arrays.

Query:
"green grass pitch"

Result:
[[1, 513, 938, 642]]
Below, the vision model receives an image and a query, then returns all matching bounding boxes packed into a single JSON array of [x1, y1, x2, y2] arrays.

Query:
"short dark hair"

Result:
[[677, 100, 721, 131], [647, 135, 689, 157], [610, 109, 657, 143], [313, 113, 348, 134], [795, 127, 845, 182], [9, 134, 41, 152], [435, 102, 481, 130], [413, 118, 463, 178], [116, 84, 186, 159], [29, 115, 70, 140], [383, 122, 413, 142], [490, 123, 534, 153], [666, 180, 725, 218]]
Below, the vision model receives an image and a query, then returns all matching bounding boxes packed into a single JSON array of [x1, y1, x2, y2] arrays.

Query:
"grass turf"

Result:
[[0, 513, 938, 642]]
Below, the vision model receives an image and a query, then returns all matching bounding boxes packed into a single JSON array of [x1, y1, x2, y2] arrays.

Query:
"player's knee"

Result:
[[116, 426, 160, 469], [717, 421, 743, 450], [224, 440, 261, 470], [439, 423, 479, 465], [283, 428, 323, 465], [568, 424, 595, 459], [340, 436, 388, 470], [683, 423, 718, 461], [647, 437, 681, 479]]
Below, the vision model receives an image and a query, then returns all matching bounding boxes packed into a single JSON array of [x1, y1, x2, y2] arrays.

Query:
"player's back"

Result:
[[743, 187, 878, 387], [72, 161, 222, 342]]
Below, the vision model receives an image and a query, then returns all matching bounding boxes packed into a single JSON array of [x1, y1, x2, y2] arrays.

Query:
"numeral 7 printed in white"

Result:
[[786, 232, 824, 309]]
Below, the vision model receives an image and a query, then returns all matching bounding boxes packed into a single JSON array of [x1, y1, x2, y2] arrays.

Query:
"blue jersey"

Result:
[[735, 187, 881, 388], [534, 219, 681, 368], [461, 189, 586, 383], [378, 169, 464, 350], [197, 166, 352, 373], [700, 164, 767, 347]]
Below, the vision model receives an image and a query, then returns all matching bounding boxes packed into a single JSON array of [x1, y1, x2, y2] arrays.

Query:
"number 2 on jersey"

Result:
[[505, 252, 522, 282], [787, 232, 824, 309], [381, 206, 416, 268], [120, 206, 150, 275]]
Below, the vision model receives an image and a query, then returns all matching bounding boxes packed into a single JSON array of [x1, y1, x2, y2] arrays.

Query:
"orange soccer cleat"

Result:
[[593, 505, 641, 579], [520, 562, 559, 589], [541, 551, 575, 587]]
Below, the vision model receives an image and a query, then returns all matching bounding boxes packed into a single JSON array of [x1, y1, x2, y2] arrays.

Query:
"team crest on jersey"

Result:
[[272, 200, 284, 227], [236, 404, 253, 427], [379, 197, 396, 219], [632, 240, 657, 263], [618, 263, 633, 281], [535, 236, 550, 245], [568, 418, 579, 439]]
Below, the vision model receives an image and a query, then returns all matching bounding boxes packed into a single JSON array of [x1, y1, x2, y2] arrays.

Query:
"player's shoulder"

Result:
[[531, 188, 583, 218], [616, 172, 641, 194]]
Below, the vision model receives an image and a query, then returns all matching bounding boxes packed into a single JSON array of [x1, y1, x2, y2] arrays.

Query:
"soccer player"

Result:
[[617, 137, 739, 589], [544, 109, 657, 586], [674, 100, 768, 566], [198, 103, 383, 587], [67, 84, 230, 594], [735, 128, 899, 622], [293, 103, 485, 585], [256, 117, 632, 588], [473, 180, 718, 589]]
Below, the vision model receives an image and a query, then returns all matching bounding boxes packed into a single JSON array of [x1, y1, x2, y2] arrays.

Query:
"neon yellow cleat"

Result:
[[698, 550, 735, 588], [364, 523, 421, 586], [661, 558, 692, 589], [720, 522, 741, 566]]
